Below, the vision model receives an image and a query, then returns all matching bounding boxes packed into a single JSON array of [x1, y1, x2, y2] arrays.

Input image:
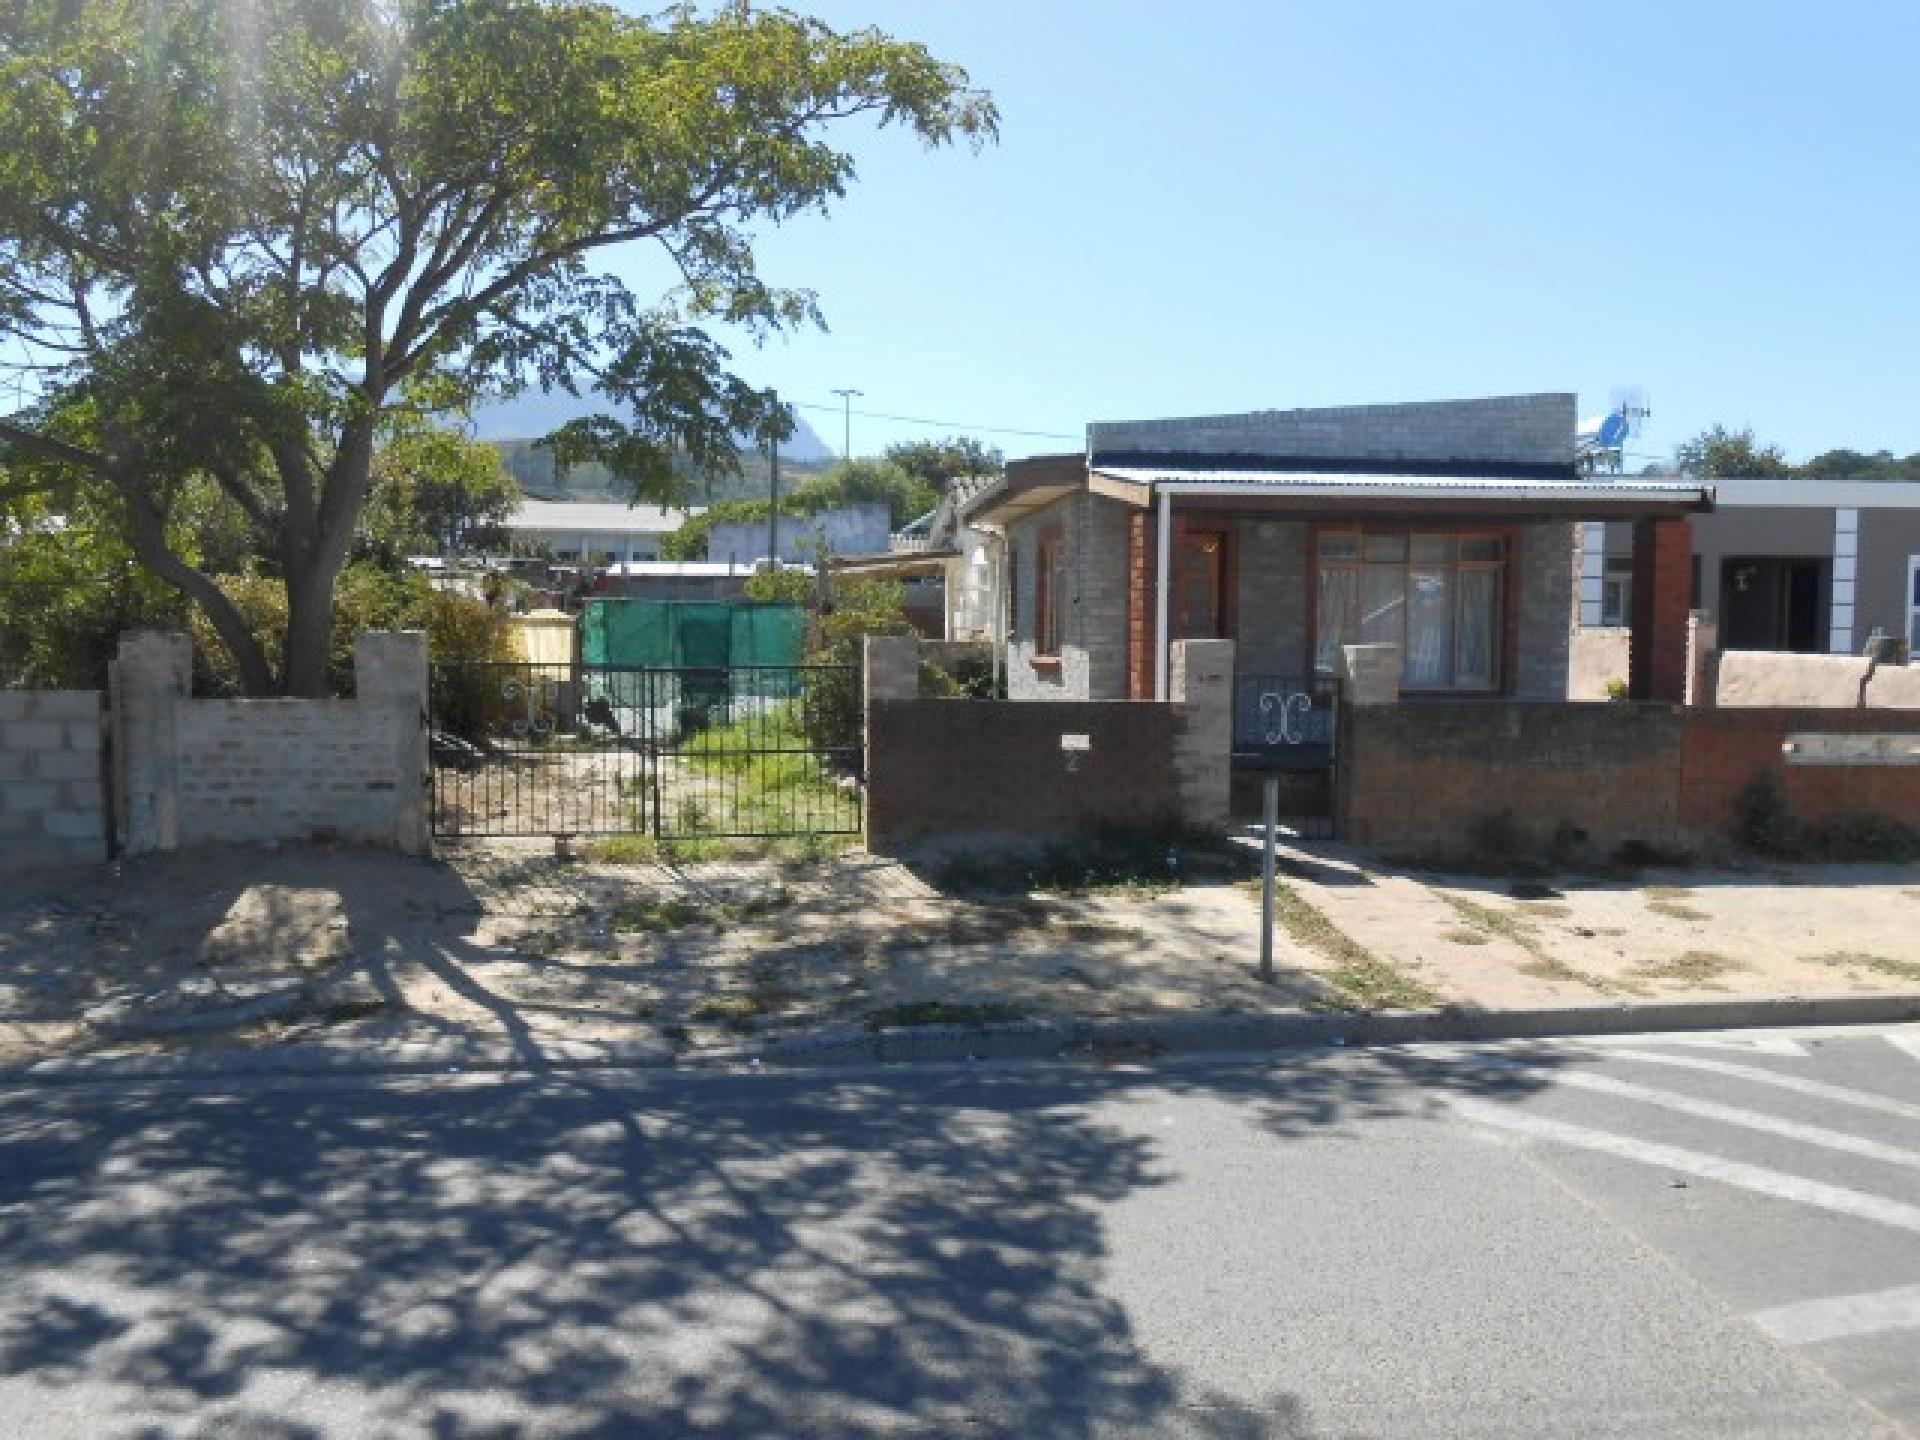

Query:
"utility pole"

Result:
[[831, 387, 862, 459], [767, 390, 781, 571]]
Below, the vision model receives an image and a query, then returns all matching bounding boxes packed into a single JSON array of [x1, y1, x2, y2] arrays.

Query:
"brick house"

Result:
[[960, 394, 1711, 737]]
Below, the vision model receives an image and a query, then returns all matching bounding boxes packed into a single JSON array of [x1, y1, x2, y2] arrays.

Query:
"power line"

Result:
[[787, 399, 1078, 444]]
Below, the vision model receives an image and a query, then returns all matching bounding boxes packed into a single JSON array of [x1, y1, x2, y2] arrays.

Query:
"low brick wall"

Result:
[[1680, 708, 1920, 835], [866, 699, 1185, 851], [1339, 701, 1920, 857], [0, 690, 107, 870], [112, 630, 428, 857], [175, 700, 409, 848]]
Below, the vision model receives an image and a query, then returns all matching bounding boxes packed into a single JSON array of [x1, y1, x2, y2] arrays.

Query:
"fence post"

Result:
[[355, 630, 430, 856], [862, 634, 921, 852], [1169, 638, 1233, 833], [109, 630, 191, 857]]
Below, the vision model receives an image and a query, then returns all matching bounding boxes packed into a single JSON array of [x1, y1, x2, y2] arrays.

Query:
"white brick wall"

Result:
[[174, 701, 405, 848], [0, 690, 107, 871]]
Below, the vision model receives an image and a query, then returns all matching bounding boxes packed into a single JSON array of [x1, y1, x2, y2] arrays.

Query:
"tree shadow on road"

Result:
[[0, 1045, 1560, 1438]]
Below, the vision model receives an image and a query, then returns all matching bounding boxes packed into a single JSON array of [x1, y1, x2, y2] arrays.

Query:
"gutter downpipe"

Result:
[[1153, 486, 1172, 701]]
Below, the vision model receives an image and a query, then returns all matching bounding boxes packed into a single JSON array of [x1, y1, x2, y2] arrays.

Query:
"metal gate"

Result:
[[1231, 672, 1340, 838], [428, 660, 863, 840]]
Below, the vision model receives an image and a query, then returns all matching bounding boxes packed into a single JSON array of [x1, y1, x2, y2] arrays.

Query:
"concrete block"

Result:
[[4, 781, 58, 813], [41, 809, 106, 843], [3, 721, 63, 752], [32, 750, 98, 783]]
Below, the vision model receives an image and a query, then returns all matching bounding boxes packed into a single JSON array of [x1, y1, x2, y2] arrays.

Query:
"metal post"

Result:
[[1259, 771, 1279, 983], [1153, 488, 1172, 701], [767, 391, 781, 571], [832, 387, 862, 458]]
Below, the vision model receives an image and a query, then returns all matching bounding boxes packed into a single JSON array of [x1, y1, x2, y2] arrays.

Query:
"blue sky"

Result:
[[636, 0, 1920, 466]]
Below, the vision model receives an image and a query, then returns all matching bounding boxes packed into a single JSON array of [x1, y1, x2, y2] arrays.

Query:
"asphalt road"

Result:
[[2, 1025, 1917, 1438]]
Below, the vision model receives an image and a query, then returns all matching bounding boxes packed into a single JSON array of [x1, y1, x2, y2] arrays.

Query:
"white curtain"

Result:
[[1456, 569, 1498, 686], [1315, 567, 1356, 674]]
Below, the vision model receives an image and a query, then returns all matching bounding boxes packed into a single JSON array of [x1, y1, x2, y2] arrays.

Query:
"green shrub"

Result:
[[1735, 772, 1803, 857]]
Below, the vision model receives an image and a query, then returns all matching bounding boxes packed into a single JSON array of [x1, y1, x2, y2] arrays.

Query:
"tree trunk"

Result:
[[280, 415, 379, 697]]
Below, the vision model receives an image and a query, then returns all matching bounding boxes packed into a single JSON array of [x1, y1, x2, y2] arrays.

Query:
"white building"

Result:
[[503, 499, 700, 564]]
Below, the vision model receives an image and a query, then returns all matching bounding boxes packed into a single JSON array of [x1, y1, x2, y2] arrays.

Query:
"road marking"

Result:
[[1447, 1098, 1920, 1234], [1654, 1036, 1810, 1057], [1750, 1282, 1920, 1345], [1533, 1069, 1920, 1170], [1887, 1033, 1920, 1066], [1602, 1049, 1920, 1123]]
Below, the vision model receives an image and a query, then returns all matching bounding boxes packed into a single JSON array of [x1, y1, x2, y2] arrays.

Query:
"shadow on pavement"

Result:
[[0, 1048, 1560, 1438]]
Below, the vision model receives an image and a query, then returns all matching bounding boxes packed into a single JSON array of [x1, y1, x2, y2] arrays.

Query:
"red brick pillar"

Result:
[[1628, 517, 1692, 702]]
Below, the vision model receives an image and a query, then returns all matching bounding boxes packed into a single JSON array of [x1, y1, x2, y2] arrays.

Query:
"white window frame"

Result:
[[1908, 555, 1920, 652]]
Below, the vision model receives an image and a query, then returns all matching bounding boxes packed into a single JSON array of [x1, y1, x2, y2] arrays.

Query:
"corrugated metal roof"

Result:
[[1095, 468, 1712, 504]]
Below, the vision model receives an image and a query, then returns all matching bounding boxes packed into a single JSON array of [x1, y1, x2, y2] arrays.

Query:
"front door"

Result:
[[1174, 529, 1228, 639], [1720, 557, 1827, 651]]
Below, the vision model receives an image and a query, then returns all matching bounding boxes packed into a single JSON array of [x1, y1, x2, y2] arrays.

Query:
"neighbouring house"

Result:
[[1579, 478, 1920, 656], [504, 499, 699, 565], [830, 476, 1002, 641], [961, 394, 1711, 716]]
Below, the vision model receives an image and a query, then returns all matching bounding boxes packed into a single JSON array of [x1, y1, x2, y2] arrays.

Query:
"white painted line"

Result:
[[1448, 1098, 1920, 1234], [1654, 1036, 1810, 1057], [1887, 1033, 1920, 1066], [1539, 1069, 1920, 1170], [1750, 1282, 1920, 1346], [1604, 1048, 1920, 1123]]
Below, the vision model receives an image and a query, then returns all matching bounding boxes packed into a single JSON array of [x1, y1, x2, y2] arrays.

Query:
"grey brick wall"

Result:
[[0, 690, 107, 870], [1089, 393, 1575, 468], [1006, 494, 1131, 701], [1514, 521, 1575, 700], [1235, 520, 1308, 675]]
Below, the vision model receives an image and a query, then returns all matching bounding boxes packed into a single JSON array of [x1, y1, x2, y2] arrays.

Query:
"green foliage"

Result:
[[883, 436, 1005, 491], [0, 0, 995, 693], [1674, 426, 1793, 478], [359, 424, 520, 566], [1667, 427, 1920, 481], [1734, 771, 1920, 861], [1603, 677, 1630, 701], [187, 565, 513, 696]]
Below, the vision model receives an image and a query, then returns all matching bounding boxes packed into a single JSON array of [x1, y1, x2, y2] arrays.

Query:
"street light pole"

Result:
[[831, 387, 862, 459]]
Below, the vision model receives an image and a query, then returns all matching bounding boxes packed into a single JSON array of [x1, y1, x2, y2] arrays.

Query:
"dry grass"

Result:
[[1436, 893, 1608, 990], [1631, 950, 1744, 986], [1275, 886, 1438, 1011], [1646, 886, 1710, 922], [1806, 951, 1920, 984]]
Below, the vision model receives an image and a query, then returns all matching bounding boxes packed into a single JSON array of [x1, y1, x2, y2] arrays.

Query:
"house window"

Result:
[[1035, 526, 1067, 659], [1909, 556, 1920, 651], [1314, 529, 1505, 690], [1601, 560, 1633, 627]]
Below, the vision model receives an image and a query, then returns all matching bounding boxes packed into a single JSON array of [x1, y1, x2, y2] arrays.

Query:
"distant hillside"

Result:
[[471, 391, 835, 504]]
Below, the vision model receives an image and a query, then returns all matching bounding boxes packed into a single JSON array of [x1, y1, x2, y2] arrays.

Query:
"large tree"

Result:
[[0, 0, 993, 693]]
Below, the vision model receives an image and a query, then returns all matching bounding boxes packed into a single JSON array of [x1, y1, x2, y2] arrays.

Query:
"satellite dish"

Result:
[[1597, 412, 1629, 448], [1609, 386, 1651, 438]]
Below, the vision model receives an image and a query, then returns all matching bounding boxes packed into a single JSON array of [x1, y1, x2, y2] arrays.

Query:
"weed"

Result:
[[610, 898, 706, 933], [1443, 928, 1491, 946], [690, 994, 766, 1032], [935, 820, 1225, 897], [864, 1000, 1028, 1030], [1735, 773, 1920, 862], [1272, 885, 1438, 1011], [1436, 893, 1605, 989], [1807, 951, 1920, 983], [1632, 950, 1743, 985], [1645, 886, 1709, 922]]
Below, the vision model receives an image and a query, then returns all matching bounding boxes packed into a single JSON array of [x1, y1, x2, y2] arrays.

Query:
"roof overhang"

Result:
[[1094, 467, 1715, 519], [958, 454, 1087, 525], [828, 549, 956, 578]]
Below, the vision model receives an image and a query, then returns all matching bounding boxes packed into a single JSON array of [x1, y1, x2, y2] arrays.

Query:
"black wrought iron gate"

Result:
[[1230, 672, 1341, 839], [428, 661, 863, 840]]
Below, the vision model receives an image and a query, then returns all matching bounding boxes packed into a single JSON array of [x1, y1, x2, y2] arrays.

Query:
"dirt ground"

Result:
[[2, 838, 1917, 1069]]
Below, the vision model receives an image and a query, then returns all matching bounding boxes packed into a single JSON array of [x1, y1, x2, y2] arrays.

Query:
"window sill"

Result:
[[1029, 655, 1064, 673]]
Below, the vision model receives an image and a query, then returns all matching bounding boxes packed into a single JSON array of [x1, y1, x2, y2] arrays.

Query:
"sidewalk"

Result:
[[3, 839, 1918, 1080]]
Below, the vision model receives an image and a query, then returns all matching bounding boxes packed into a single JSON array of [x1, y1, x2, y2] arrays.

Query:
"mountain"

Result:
[[469, 391, 835, 505]]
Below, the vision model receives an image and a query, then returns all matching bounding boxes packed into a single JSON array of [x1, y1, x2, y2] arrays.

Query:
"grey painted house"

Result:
[[961, 395, 1712, 723], [1586, 479, 1920, 655]]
